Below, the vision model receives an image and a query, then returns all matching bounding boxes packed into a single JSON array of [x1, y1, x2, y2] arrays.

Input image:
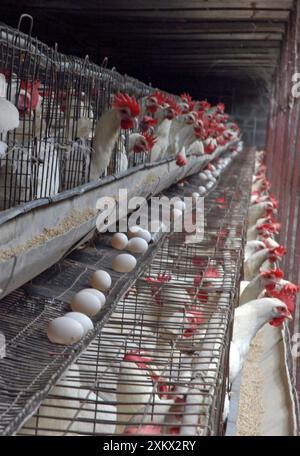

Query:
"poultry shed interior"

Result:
[[0, 0, 300, 439]]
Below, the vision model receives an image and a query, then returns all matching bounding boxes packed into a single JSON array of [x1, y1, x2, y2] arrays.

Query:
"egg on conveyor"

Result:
[[212, 169, 220, 178], [206, 181, 215, 190], [90, 270, 112, 292], [138, 229, 151, 243], [198, 186, 207, 196], [173, 200, 186, 211], [112, 253, 137, 273], [127, 237, 149, 254], [47, 316, 84, 345], [111, 232, 128, 250], [83, 288, 106, 303], [64, 312, 94, 335], [70, 289, 105, 316], [199, 172, 208, 181], [128, 225, 151, 243], [128, 225, 141, 239]]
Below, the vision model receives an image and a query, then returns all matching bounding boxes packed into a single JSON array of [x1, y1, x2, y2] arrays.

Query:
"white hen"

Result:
[[90, 93, 140, 179], [229, 298, 291, 384]]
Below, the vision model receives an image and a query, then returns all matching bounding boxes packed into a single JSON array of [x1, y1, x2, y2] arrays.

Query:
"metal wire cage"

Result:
[[0, 15, 152, 211], [11, 150, 253, 436]]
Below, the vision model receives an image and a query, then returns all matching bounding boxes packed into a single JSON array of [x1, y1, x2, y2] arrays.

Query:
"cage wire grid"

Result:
[[0, 16, 155, 211], [0, 149, 254, 436]]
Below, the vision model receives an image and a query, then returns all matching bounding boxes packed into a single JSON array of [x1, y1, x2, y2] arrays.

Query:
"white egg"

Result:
[[127, 237, 149, 254], [173, 200, 186, 211], [112, 253, 137, 273], [82, 288, 106, 305], [206, 181, 214, 190], [199, 172, 208, 181], [205, 170, 213, 179], [128, 225, 142, 239], [198, 186, 207, 196], [192, 192, 200, 199], [111, 232, 128, 250], [90, 270, 112, 291], [64, 312, 94, 335], [47, 317, 84, 345], [172, 208, 183, 220], [137, 229, 151, 243], [128, 225, 151, 243], [70, 289, 104, 316]]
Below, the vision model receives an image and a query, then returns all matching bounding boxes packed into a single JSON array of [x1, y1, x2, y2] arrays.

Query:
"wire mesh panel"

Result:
[[265, 2, 300, 432], [0, 16, 152, 211], [9, 149, 254, 436]]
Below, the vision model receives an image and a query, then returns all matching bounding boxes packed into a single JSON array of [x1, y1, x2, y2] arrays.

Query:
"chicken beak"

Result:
[[284, 310, 293, 320], [132, 117, 138, 130]]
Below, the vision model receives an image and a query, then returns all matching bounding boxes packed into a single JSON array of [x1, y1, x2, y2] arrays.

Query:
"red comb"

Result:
[[216, 102, 225, 113], [270, 246, 286, 256], [113, 92, 140, 117], [217, 136, 227, 146], [230, 122, 239, 131], [165, 96, 181, 116], [217, 124, 227, 135], [198, 100, 211, 110], [184, 309, 205, 337], [204, 140, 217, 154], [141, 115, 158, 127], [148, 90, 166, 106], [269, 245, 286, 262], [145, 273, 171, 284], [266, 282, 299, 326], [192, 257, 207, 268], [125, 424, 162, 435], [257, 222, 280, 236], [181, 92, 192, 103], [260, 268, 284, 279], [203, 267, 220, 278], [123, 351, 153, 370], [20, 79, 41, 91], [176, 152, 187, 167], [194, 274, 202, 286], [270, 194, 279, 209], [143, 132, 157, 151], [180, 93, 195, 111]]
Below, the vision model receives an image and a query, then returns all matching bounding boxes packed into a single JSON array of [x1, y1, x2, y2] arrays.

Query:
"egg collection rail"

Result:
[[0, 148, 253, 436]]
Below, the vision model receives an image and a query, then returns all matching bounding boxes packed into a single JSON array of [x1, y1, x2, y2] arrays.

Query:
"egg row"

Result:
[[47, 223, 155, 345], [47, 312, 94, 345], [111, 225, 151, 253]]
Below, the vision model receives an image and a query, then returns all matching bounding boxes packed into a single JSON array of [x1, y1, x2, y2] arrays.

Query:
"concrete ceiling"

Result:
[[0, 0, 294, 91]]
